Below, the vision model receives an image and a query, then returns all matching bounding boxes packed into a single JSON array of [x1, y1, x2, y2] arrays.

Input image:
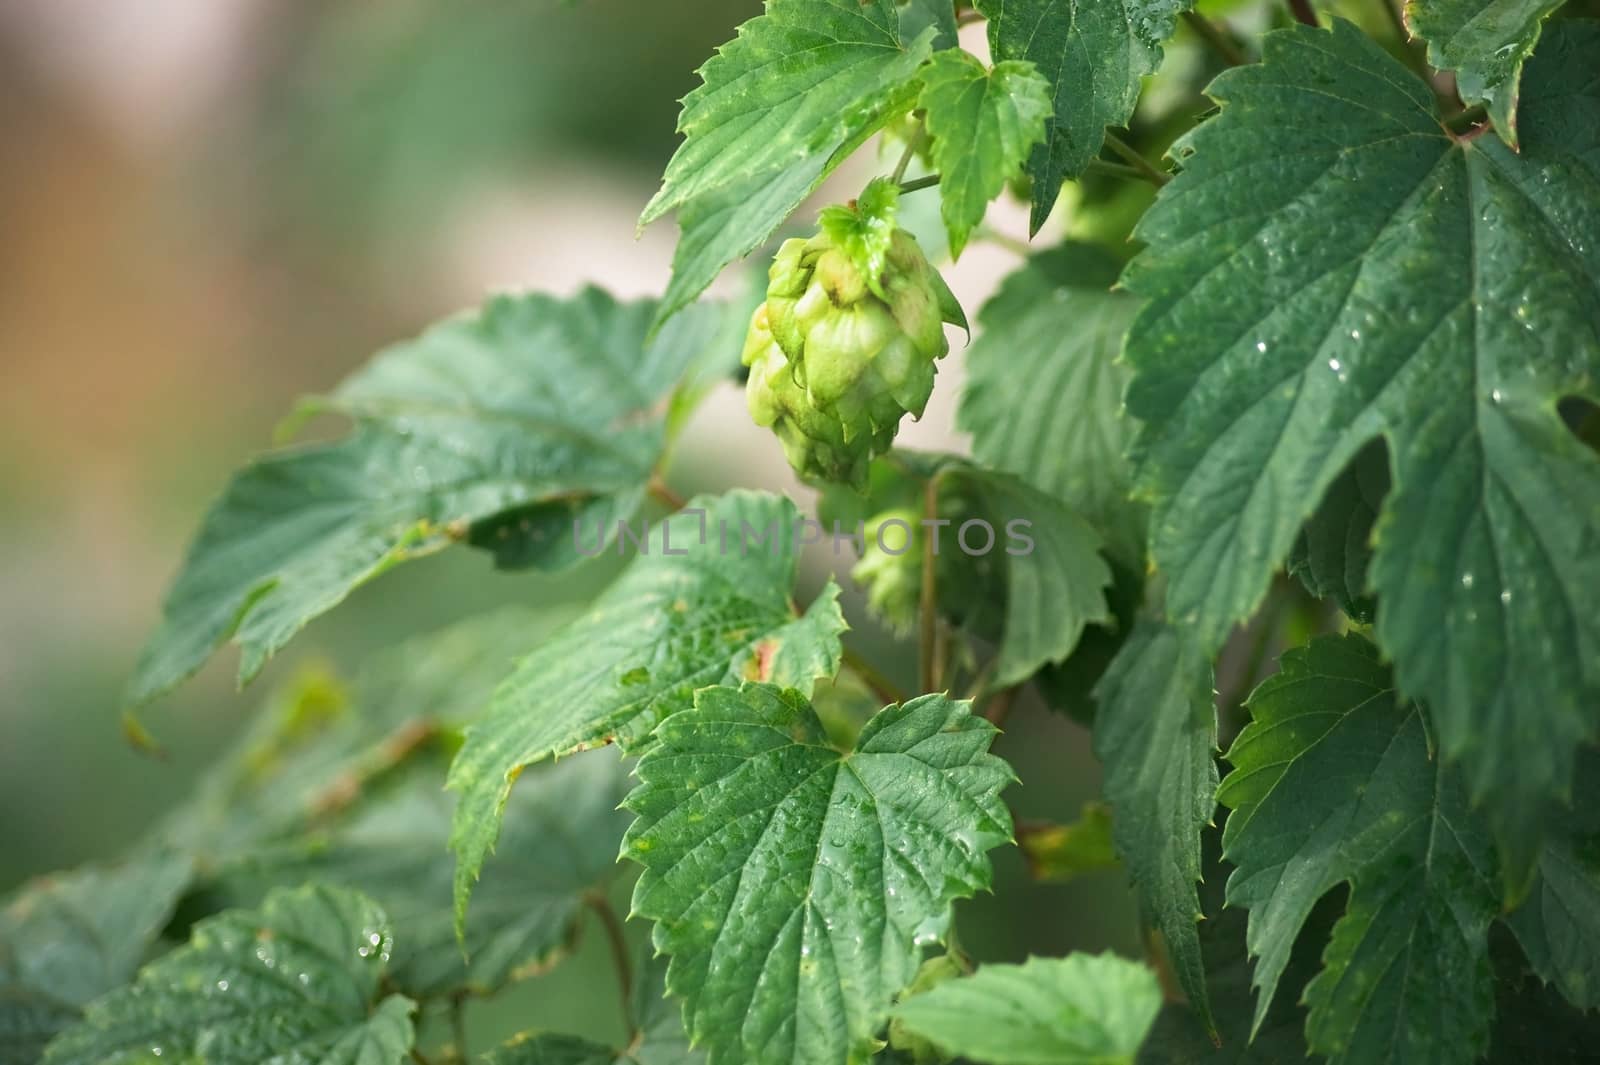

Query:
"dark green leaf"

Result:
[[891, 954, 1162, 1065], [623, 683, 1014, 1065], [1123, 19, 1600, 864], [957, 244, 1145, 565], [977, 0, 1190, 231], [225, 751, 629, 1000], [1506, 752, 1600, 1011], [952, 468, 1113, 687], [448, 492, 846, 932], [130, 290, 730, 705], [899, 0, 961, 51], [1406, 0, 1564, 145], [160, 609, 545, 859], [1092, 620, 1218, 1034], [1, 853, 193, 1062], [1136, 827, 1321, 1064], [1219, 634, 1499, 1064], [1286, 442, 1388, 623], [44, 884, 415, 1065]]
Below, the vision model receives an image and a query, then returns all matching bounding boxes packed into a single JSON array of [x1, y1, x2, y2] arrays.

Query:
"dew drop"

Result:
[[1500, 590, 1512, 605], [1328, 358, 1342, 372], [1461, 573, 1474, 589], [1256, 341, 1268, 353]]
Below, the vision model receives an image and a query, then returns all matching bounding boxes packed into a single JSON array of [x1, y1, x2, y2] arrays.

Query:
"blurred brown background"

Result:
[[0, 0, 1133, 998]]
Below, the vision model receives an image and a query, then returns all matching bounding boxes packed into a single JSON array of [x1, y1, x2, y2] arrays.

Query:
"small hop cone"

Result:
[[743, 181, 964, 487], [852, 507, 924, 635]]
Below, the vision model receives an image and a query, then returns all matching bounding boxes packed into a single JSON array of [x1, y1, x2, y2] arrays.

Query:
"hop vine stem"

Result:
[[647, 473, 687, 511], [587, 892, 637, 1040], [1103, 133, 1171, 187], [843, 646, 909, 705], [890, 124, 926, 185], [919, 475, 942, 693], [897, 173, 941, 195], [1181, 11, 1249, 66]]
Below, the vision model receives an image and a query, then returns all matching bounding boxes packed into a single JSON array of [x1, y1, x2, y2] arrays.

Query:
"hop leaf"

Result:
[[623, 683, 1014, 1065]]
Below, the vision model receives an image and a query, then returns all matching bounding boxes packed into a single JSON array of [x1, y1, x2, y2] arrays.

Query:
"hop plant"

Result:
[[743, 180, 965, 487]]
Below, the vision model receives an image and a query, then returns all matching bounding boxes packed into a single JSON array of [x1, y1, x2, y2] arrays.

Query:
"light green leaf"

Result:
[[44, 884, 415, 1065], [623, 683, 1014, 1065], [1091, 620, 1218, 1034], [818, 178, 903, 297], [1017, 802, 1120, 882], [642, 0, 936, 324], [977, 0, 1190, 232], [1, 853, 193, 1063], [952, 467, 1114, 687], [957, 244, 1144, 565], [225, 751, 629, 1000], [1123, 19, 1600, 863], [130, 289, 730, 706], [1219, 634, 1499, 1064], [892, 954, 1162, 1065], [1506, 752, 1600, 1012], [1404, 0, 1564, 146], [918, 51, 1052, 257], [448, 492, 847, 932], [641, 0, 931, 226]]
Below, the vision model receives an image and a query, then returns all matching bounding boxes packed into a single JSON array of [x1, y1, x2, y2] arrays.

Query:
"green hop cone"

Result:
[[852, 507, 924, 634], [742, 180, 965, 487]]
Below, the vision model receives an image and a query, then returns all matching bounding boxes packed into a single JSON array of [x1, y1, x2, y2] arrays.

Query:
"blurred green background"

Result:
[[0, 0, 1142, 1050]]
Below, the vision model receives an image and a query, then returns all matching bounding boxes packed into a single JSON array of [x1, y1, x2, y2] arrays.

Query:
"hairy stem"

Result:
[[1182, 11, 1248, 67], [1103, 133, 1172, 187]]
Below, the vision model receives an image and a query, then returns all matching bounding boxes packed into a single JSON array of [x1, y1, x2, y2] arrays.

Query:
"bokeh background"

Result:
[[0, 0, 1159, 1047]]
